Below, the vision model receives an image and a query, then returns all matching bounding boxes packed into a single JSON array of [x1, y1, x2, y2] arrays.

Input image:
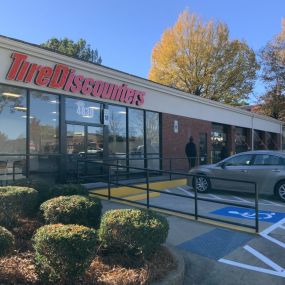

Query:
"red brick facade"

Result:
[[161, 113, 212, 172]]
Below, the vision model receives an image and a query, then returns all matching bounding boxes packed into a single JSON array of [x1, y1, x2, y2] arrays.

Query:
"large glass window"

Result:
[[266, 132, 278, 150], [146, 111, 160, 169], [211, 123, 228, 163], [235, 127, 249, 153], [108, 105, 127, 159], [254, 130, 266, 150], [66, 98, 101, 124], [30, 92, 59, 153], [0, 85, 27, 154], [129, 108, 144, 170]]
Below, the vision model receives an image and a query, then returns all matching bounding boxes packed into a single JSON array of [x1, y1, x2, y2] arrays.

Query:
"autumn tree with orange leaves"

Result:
[[149, 11, 259, 106]]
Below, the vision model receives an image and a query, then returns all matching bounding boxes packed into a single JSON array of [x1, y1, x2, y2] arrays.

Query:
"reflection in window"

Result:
[[224, 154, 253, 166], [235, 127, 249, 153], [30, 92, 59, 153], [66, 98, 101, 124], [129, 109, 144, 170], [254, 130, 266, 150], [108, 105, 126, 157], [0, 85, 26, 154], [146, 111, 160, 169], [266, 132, 277, 150], [211, 123, 228, 163]]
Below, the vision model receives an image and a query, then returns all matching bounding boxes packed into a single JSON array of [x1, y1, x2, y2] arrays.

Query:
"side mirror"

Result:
[[220, 162, 226, 169]]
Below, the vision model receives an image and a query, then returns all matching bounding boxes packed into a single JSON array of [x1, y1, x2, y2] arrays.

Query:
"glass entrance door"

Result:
[[66, 124, 104, 180]]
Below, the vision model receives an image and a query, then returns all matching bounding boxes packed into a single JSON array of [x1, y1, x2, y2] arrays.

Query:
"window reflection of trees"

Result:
[[30, 92, 59, 154], [108, 105, 126, 156], [0, 85, 26, 154]]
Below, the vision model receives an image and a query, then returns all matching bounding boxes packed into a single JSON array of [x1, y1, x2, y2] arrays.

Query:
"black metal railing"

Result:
[[77, 159, 259, 233]]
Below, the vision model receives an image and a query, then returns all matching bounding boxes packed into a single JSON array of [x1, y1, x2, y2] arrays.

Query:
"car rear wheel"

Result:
[[194, 176, 211, 193], [275, 180, 285, 202]]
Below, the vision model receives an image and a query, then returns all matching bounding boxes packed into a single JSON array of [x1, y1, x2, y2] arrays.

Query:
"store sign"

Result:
[[5, 52, 145, 106], [76, 101, 94, 118]]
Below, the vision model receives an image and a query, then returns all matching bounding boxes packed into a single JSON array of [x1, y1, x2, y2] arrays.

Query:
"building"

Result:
[[0, 35, 283, 183]]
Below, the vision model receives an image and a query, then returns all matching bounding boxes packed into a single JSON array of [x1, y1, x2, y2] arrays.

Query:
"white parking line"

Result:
[[244, 245, 285, 273], [219, 218, 285, 278], [177, 186, 194, 197], [260, 199, 282, 207], [233, 196, 251, 203], [259, 217, 285, 249], [208, 194, 222, 200]]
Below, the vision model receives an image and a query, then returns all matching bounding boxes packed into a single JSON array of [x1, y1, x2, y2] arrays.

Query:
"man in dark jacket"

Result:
[[185, 136, 197, 169]]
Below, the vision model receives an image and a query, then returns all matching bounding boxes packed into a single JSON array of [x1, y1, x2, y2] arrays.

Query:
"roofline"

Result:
[[0, 34, 283, 126]]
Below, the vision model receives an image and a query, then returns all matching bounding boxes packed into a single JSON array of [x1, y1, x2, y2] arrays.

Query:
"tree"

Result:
[[149, 11, 259, 105], [41, 38, 102, 64], [258, 19, 285, 121]]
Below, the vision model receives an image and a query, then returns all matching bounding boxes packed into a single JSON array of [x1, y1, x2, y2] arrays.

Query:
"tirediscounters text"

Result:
[[5, 52, 145, 106]]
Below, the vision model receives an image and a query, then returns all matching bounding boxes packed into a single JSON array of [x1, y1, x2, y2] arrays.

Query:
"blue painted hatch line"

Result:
[[211, 207, 285, 223], [177, 228, 253, 260]]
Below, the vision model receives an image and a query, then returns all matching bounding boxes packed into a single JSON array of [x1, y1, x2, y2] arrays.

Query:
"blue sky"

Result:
[[0, 0, 284, 101]]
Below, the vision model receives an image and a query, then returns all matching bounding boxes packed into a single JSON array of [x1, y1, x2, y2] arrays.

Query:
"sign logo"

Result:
[[211, 207, 285, 223], [76, 101, 94, 118], [5, 52, 145, 106]]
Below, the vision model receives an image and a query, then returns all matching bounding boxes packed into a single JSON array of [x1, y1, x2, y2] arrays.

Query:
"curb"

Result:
[[151, 245, 185, 285]]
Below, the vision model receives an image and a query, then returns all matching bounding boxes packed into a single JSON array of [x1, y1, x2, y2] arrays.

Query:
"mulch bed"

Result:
[[0, 218, 176, 285]]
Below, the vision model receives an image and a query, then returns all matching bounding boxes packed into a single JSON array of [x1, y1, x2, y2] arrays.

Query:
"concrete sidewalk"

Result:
[[101, 199, 285, 285]]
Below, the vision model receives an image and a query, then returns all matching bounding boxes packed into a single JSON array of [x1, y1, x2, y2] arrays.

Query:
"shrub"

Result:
[[33, 224, 97, 283], [0, 186, 38, 226], [0, 226, 15, 256], [99, 209, 169, 257], [40, 195, 102, 228], [48, 184, 88, 198], [12, 179, 52, 203]]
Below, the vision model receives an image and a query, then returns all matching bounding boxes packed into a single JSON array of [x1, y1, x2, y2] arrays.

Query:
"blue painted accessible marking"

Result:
[[177, 228, 253, 260], [211, 207, 285, 223]]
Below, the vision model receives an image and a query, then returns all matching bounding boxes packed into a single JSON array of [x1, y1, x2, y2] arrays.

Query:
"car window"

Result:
[[224, 154, 253, 166], [253, 154, 285, 166]]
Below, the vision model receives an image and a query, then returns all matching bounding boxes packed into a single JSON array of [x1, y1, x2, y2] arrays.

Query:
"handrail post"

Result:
[[108, 165, 111, 200], [116, 159, 119, 186], [169, 159, 172, 181], [194, 174, 198, 220], [255, 182, 259, 233], [76, 159, 79, 184], [146, 168, 150, 209]]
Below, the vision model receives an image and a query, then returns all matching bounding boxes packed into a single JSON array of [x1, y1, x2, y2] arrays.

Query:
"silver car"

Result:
[[188, 150, 285, 202]]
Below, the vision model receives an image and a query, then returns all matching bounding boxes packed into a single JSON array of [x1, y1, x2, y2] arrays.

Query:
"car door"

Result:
[[248, 154, 285, 195], [210, 154, 254, 192]]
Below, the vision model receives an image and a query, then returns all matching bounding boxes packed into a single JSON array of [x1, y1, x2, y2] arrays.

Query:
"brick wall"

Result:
[[161, 113, 212, 172]]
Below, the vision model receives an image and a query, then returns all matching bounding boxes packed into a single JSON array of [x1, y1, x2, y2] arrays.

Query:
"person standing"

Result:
[[185, 136, 197, 169]]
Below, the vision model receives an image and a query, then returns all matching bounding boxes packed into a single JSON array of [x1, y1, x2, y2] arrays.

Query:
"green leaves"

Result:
[[41, 37, 102, 64]]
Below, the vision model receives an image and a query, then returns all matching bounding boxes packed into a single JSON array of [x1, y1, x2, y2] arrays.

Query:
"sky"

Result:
[[0, 0, 284, 102]]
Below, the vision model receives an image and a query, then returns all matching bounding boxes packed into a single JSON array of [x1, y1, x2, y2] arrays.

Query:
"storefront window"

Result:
[[0, 85, 27, 154], [266, 132, 277, 150], [235, 127, 249, 153], [283, 126, 285, 151], [254, 130, 266, 150], [30, 92, 59, 153], [108, 105, 126, 159], [129, 108, 144, 170], [211, 123, 228, 163], [146, 111, 160, 169], [66, 98, 101, 124]]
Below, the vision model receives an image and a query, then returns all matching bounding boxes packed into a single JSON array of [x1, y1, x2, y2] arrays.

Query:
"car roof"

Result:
[[236, 150, 285, 157]]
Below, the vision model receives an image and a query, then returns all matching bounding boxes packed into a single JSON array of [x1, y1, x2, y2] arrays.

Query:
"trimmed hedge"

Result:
[[40, 195, 102, 228], [12, 179, 51, 203], [48, 184, 88, 198], [99, 209, 169, 257], [33, 224, 97, 283], [0, 186, 38, 226], [0, 226, 15, 256]]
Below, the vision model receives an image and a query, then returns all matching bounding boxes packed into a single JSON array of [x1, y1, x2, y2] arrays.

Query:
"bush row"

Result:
[[33, 209, 169, 282]]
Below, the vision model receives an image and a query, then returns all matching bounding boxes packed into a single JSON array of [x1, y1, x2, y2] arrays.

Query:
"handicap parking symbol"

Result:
[[211, 207, 285, 223]]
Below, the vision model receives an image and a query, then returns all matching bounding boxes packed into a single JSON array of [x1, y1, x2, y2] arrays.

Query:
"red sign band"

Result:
[[6, 52, 145, 106]]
